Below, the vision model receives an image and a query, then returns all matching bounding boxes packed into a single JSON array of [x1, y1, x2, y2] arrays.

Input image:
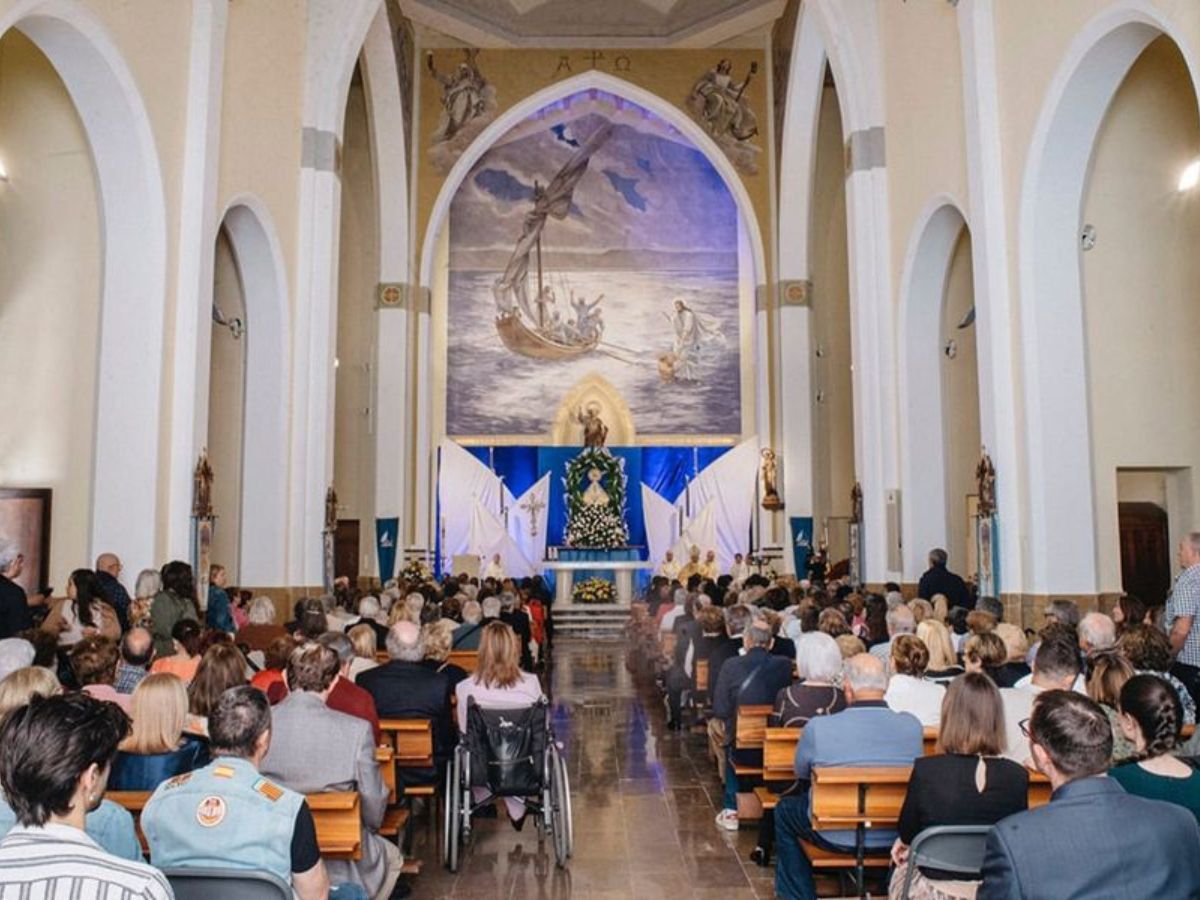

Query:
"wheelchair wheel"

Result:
[[443, 749, 461, 871], [556, 748, 573, 858], [549, 745, 572, 867]]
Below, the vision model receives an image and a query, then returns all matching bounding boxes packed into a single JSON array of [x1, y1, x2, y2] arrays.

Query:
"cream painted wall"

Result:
[[334, 71, 379, 578], [940, 228, 980, 573], [1083, 37, 1200, 592], [810, 82, 855, 541], [0, 31, 100, 588], [208, 227, 247, 578]]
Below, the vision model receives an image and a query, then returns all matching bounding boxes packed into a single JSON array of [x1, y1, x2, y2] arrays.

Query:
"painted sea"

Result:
[[445, 267, 742, 436]]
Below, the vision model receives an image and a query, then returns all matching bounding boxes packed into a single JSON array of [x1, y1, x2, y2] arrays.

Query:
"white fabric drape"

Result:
[[673, 438, 758, 571], [671, 499, 718, 564], [642, 484, 678, 568], [468, 500, 535, 578], [437, 440, 514, 562], [508, 474, 550, 568]]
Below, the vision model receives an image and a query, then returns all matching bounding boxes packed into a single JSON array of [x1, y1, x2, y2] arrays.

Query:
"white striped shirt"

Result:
[[0, 823, 173, 899]]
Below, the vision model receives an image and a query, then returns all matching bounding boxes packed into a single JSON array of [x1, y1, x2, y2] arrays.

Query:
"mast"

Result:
[[536, 231, 544, 327]]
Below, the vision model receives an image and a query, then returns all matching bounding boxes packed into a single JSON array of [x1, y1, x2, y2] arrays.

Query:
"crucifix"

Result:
[[520, 493, 546, 537]]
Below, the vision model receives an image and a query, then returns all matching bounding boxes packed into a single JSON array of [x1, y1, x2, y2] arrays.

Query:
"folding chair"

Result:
[[897, 825, 992, 900]]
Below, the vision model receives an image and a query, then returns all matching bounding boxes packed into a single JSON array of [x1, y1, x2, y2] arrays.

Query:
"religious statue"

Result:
[[581, 468, 611, 508], [577, 402, 608, 448], [427, 49, 488, 143], [850, 481, 864, 524], [324, 486, 338, 533], [192, 450, 214, 519], [760, 447, 784, 511], [977, 448, 997, 518]]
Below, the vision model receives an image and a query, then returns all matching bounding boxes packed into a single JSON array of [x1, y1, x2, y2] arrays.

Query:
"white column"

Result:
[[164, 0, 229, 560]]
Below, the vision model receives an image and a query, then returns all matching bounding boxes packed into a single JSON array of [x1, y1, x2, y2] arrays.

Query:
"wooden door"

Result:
[[335, 519, 360, 585], [1118, 502, 1170, 607]]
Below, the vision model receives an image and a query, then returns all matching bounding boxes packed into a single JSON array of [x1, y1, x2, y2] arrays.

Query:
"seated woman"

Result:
[[109, 673, 209, 790], [889, 673, 1029, 900], [1118, 624, 1197, 724], [918, 619, 963, 684], [962, 631, 1008, 685], [885, 635, 945, 726], [991, 624, 1032, 688], [421, 620, 468, 691], [1109, 673, 1200, 822], [751, 632, 847, 867], [346, 623, 380, 682], [249, 636, 293, 704], [1087, 649, 1136, 762], [455, 621, 545, 828], [185, 642, 248, 737], [149, 619, 203, 684]]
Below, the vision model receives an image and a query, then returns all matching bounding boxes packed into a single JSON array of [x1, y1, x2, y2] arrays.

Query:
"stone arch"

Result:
[[1017, 2, 1200, 593], [898, 197, 970, 578], [0, 0, 168, 570], [217, 197, 291, 586]]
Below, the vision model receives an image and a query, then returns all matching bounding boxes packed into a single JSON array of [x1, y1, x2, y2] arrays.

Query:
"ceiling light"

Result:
[[1179, 157, 1200, 192]]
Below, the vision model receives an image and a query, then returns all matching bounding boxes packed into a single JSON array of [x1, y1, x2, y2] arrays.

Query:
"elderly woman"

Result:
[[421, 619, 468, 691], [346, 622, 380, 682], [751, 632, 848, 868], [236, 596, 289, 653], [130, 569, 161, 629]]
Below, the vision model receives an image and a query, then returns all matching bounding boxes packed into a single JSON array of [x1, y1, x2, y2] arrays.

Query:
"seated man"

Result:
[[712, 620, 794, 831], [980, 690, 1200, 899], [1000, 636, 1080, 765], [498, 592, 533, 671], [357, 621, 455, 777], [317, 632, 382, 744], [774, 653, 924, 900], [452, 599, 484, 650], [142, 685, 333, 900], [0, 692, 170, 897], [69, 636, 131, 713], [115, 627, 154, 694], [262, 644, 403, 900]]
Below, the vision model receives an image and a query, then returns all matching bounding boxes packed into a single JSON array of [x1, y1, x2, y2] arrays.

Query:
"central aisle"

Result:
[[411, 638, 773, 899]]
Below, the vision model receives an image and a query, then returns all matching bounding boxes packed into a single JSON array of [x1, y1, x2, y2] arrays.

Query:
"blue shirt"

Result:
[[0, 795, 143, 862], [795, 700, 924, 847], [206, 585, 235, 632]]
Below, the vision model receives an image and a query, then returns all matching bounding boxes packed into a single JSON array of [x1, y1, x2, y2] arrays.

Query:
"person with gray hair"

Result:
[[315, 632, 382, 746], [0, 540, 32, 639], [1079, 611, 1116, 654], [357, 621, 456, 765], [1168, 531, 1200, 708], [481, 596, 501, 621], [870, 603, 916, 667], [452, 599, 485, 651], [917, 547, 971, 611], [711, 614, 794, 833], [976, 595, 1004, 623], [1044, 598, 1080, 631], [773, 653, 923, 898]]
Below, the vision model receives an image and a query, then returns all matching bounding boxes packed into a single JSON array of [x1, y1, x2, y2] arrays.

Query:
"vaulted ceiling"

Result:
[[401, 0, 785, 47]]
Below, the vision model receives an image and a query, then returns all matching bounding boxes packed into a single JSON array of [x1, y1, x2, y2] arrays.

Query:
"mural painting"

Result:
[[428, 48, 498, 174], [446, 89, 742, 438], [687, 58, 762, 175]]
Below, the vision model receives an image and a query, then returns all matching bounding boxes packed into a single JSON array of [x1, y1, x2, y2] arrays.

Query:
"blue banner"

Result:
[[376, 517, 399, 582], [790, 516, 814, 577]]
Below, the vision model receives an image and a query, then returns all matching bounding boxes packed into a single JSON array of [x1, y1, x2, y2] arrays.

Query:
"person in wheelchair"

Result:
[[455, 621, 544, 828]]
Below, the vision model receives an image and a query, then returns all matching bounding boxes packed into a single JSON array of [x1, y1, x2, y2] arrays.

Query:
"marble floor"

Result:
[[408, 638, 778, 899]]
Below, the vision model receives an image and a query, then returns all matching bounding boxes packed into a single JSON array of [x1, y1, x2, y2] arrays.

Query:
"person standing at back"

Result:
[[0, 541, 32, 640], [149, 561, 199, 659], [978, 690, 1200, 900], [917, 548, 971, 611]]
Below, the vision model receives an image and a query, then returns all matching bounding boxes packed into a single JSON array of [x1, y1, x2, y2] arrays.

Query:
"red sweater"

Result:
[[327, 675, 382, 745]]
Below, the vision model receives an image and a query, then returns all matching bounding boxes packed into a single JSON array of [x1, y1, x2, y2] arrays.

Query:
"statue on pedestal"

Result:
[[577, 402, 608, 448], [192, 450, 214, 519], [760, 447, 784, 511], [976, 448, 997, 518]]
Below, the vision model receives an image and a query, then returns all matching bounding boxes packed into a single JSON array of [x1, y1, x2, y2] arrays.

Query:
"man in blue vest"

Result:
[[142, 685, 334, 899]]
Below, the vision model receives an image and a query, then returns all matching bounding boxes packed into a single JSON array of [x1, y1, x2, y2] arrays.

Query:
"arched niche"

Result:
[[1018, 5, 1200, 594], [0, 1, 168, 573]]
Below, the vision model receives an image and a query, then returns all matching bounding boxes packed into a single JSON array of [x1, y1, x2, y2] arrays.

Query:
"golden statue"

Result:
[[192, 450, 214, 519], [977, 448, 996, 518], [577, 402, 608, 448], [761, 447, 784, 511]]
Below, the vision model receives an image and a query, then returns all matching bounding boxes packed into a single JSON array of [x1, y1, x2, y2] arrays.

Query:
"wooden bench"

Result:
[[105, 789, 363, 860], [922, 726, 938, 756], [446, 650, 479, 674], [732, 704, 774, 777], [753, 726, 802, 811], [694, 658, 710, 698], [660, 630, 677, 661]]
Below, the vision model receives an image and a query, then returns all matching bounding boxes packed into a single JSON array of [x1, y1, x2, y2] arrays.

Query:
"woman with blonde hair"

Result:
[[991, 623, 1031, 688], [455, 621, 545, 827], [889, 673, 1028, 899], [917, 620, 963, 684], [346, 622, 380, 681], [421, 619, 468, 691], [0, 667, 60, 717], [963, 631, 1007, 682], [1088, 649, 1137, 762], [930, 594, 949, 624], [109, 674, 208, 790]]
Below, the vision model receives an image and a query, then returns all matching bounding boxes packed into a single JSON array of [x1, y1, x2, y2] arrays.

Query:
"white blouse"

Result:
[[885, 673, 946, 726]]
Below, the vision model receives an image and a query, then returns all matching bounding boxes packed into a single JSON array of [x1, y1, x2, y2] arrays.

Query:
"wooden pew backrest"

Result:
[[762, 727, 802, 782]]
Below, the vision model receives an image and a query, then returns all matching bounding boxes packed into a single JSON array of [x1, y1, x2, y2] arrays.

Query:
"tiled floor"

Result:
[[407, 638, 778, 899]]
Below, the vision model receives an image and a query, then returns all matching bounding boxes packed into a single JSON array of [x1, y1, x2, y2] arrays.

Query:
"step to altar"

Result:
[[551, 603, 631, 639]]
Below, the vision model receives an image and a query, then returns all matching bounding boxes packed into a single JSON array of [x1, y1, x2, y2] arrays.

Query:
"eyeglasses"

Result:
[[1018, 718, 1031, 738]]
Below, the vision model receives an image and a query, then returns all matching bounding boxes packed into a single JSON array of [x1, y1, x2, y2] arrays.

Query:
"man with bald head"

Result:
[[356, 621, 456, 774], [115, 627, 154, 694], [773, 654, 924, 900], [94, 553, 132, 632]]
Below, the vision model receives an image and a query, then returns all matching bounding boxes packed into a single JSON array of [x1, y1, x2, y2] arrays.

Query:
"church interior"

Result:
[[2, 0, 1200, 898]]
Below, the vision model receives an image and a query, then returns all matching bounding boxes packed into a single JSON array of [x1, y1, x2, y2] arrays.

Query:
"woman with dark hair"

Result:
[[1087, 649, 1137, 762], [150, 619, 203, 683], [1118, 624, 1197, 724], [150, 561, 199, 658], [42, 569, 118, 648], [889, 673, 1028, 899], [1111, 593, 1149, 632], [185, 642, 248, 737], [1109, 673, 1200, 821], [863, 594, 889, 648]]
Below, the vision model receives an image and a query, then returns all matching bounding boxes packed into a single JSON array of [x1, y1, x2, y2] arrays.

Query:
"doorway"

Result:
[[1118, 502, 1170, 607]]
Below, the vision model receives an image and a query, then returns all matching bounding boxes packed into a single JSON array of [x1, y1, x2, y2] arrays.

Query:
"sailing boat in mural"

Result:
[[492, 120, 615, 360]]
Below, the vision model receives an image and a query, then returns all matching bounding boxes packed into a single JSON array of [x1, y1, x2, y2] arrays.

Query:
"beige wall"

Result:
[[0, 32, 101, 588], [809, 82, 854, 540], [1083, 37, 1200, 591], [334, 71, 380, 578], [208, 226, 247, 578], [941, 228, 980, 572]]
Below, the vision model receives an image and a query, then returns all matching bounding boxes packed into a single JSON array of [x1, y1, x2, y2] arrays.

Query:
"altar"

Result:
[[544, 550, 654, 607]]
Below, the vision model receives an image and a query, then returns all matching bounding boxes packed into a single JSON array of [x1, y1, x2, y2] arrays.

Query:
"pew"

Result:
[[922, 726, 938, 756], [732, 704, 774, 777], [377, 718, 439, 852], [694, 658, 710, 698], [660, 630, 677, 661], [105, 789, 364, 860], [753, 726, 802, 811], [446, 650, 479, 674]]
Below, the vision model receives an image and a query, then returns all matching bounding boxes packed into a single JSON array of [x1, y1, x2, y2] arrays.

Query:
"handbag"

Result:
[[465, 697, 548, 796]]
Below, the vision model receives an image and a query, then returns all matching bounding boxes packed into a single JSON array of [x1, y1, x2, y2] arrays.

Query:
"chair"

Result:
[[162, 867, 291, 900], [897, 825, 992, 899]]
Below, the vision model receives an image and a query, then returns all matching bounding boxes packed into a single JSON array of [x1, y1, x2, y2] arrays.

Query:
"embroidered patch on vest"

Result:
[[165, 773, 192, 789], [196, 795, 227, 828], [254, 778, 284, 802], [213, 765, 236, 779]]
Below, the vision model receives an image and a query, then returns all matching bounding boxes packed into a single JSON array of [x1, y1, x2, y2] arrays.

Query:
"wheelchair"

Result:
[[442, 697, 573, 872]]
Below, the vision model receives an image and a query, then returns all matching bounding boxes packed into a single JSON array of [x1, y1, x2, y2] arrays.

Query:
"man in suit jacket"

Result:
[[917, 548, 971, 610], [499, 592, 533, 671], [711, 620, 794, 830], [260, 644, 403, 900], [357, 621, 455, 774], [0, 542, 32, 640], [705, 605, 754, 781], [774, 653, 924, 900], [979, 690, 1200, 900]]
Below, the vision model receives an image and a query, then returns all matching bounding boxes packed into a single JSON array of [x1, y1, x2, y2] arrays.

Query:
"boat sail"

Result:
[[492, 120, 616, 360]]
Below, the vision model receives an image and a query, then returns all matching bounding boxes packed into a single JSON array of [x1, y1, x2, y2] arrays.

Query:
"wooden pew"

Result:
[[447, 650, 479, 674], [694, 658, 710, 698], [753, 726, 802, 811], [922, 726, 938, 756], [105, 789, 363, 860], [660, 630, 677, 661], [732, 704, 774, 777]]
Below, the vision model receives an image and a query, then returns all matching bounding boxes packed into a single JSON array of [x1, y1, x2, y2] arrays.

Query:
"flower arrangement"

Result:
[[400, 559, 431, 582], [565, 504, 629, 549], [563, 447, 629, 549], [573, 577, 617, 605]]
